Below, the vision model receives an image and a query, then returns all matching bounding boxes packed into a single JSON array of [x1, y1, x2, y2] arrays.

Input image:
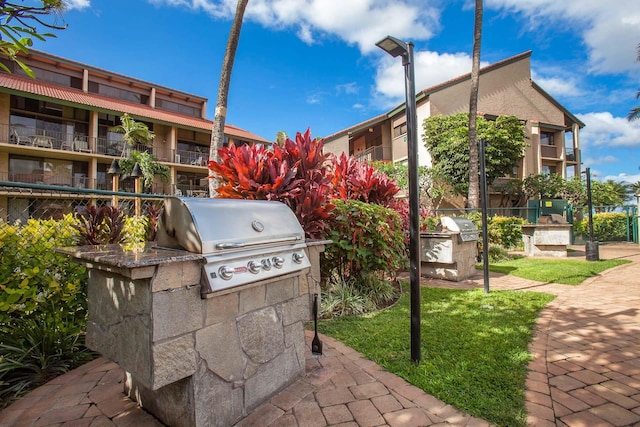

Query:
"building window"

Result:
[[540, 131, 555, 146], [156, 99, 201, 118], [541, 165, 557, 175], [393, 123, 407, 138]]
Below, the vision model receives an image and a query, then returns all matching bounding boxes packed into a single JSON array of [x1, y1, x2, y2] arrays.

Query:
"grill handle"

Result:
[[215, 235, 302, 250]]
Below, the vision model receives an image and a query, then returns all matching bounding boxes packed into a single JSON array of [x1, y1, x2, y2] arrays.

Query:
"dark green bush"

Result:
[[322, 199, 406, 283], [573, 212, 630, 242]]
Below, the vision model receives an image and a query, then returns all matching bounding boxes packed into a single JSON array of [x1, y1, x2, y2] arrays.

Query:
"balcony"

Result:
[[540, 144, 559, 159], [354, 145, 384, 163]]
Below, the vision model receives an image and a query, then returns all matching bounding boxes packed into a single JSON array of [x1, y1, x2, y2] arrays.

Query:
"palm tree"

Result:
[[628, 43, 640, 122], [209, 0, 249, 197], [467, 0, 483, 208], [109, 113, 155, 157]]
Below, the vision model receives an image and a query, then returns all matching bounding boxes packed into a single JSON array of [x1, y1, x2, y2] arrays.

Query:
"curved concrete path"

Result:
[[1, 243, 639, 427]]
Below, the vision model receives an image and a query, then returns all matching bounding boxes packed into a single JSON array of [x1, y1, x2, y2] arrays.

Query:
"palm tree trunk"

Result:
[[209, 0, 249, 197], [467, 0, 483, 209]]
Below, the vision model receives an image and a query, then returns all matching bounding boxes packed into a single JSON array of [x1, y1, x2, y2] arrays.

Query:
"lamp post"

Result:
[[376, 35, 421, 363], [583, 167, 599, 261], [107, 159, 121, 208], [131, 162, 143, 217], [478, 138, 490, 293]]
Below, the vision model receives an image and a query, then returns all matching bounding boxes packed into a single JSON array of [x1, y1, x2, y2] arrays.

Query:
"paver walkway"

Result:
[[1, 243, 639, 427]]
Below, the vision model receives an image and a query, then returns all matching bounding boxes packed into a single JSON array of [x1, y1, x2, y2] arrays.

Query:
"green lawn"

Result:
[[319, 288, 555, 427], [485, 257, 630, 285]]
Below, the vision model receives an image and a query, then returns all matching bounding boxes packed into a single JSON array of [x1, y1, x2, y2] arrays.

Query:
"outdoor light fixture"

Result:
[[108, 159, 121, 208], [131, 162, 143, 217], [376, 35, 421, 363]]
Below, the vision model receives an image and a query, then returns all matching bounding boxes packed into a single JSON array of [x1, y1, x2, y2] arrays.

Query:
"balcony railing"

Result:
[[354, 145, 384, 163], [2, 123, 211, 167]]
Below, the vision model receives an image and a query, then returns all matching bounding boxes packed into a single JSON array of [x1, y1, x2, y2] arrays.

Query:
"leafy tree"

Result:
[[590, 179, 628, 209], [467, 0, 483, 208], [209, 0, 248, 196], [522, 173, 565, 200], [0, 0, 67, 77], [422, 113, 527, 197], [628, 43, 640, 122]]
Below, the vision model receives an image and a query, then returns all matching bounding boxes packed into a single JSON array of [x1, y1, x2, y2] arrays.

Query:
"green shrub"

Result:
[[574, 212, 629, 242], [488, 216, 527, 249], [321, 199, 407, 283], [487, 244, 514, 263], [0, 215, 86, 322]]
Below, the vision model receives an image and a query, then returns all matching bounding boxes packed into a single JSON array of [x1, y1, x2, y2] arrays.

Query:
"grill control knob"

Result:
[[292, 252, 305, 264], [218, 266, 234, 280], [272, 256, 285, 268], [261, 258, 272, 270], [247, 260, 261, 274]]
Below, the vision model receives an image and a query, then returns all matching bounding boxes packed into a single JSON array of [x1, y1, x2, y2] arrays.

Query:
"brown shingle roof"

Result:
[[0, 73, 271, 143]]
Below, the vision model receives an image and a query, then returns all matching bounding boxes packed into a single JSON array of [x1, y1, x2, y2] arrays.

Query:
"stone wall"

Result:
[[83, 243, 325, 427], [522, 224, 572, 257]]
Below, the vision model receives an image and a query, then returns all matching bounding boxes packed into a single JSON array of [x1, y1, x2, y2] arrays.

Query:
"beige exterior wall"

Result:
[[323, 134, 349, 159]]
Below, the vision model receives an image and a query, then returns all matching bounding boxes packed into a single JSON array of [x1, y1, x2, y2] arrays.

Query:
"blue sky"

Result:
[[37, 0, 640, 185]]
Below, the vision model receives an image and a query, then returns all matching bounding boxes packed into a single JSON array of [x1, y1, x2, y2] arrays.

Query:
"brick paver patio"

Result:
[[1, 243, 639, 426]]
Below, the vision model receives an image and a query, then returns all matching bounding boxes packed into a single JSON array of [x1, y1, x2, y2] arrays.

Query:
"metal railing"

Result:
[[2, 122, 211, 167], [355, 145, 384, 163]]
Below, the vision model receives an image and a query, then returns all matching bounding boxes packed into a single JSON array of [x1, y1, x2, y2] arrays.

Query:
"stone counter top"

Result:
[[56, 243, 203, 269]]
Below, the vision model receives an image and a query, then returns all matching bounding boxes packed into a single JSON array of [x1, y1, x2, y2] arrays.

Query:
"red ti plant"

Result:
[[330, 153, 401, 206], [208, 129, 334, 239]]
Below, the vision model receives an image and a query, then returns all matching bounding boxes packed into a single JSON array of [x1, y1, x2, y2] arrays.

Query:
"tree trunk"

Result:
[[467, 0, 483, 209], [209, 0, 249, 197]]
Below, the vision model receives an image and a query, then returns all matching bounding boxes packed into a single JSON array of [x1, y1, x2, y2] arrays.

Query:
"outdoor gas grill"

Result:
[[436, 216, 479, 242], [156, 197, 310, 295]]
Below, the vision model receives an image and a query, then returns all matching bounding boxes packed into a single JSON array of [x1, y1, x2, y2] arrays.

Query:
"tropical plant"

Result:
[[74, 205, 125, 246], [467, 0, 483, 209], [0, 0, 67, 77], [422, 113, 527, 197], [209, 0, 249, 196], [573, 212, 630, 241], [0, 309, 95, 408], [119, 151, 170, 190], [208, 129, 334, 238], [109, 113, 155, 156], [321, 199, 406, 283], [330, 153, 400, 206]]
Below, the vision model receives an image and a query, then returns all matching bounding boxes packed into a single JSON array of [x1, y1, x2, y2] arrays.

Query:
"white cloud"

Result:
[[601, 172, 640, 185], [532, 71, 583, 98], [149, 0, 440, 54], [582, 155, 618, 167], [485, 0, 640, 75], [64, 0, 90, 9], [577, 112, 640, 147], [374, 50, 486, 107]]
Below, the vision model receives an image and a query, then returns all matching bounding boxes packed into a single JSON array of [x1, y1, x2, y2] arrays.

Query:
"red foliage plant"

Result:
[[330, 153, 400, 207], [208, 129, 334, 239]]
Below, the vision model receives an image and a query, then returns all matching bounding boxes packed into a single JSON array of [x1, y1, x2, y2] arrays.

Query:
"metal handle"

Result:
[[215, 235, 301, 250]]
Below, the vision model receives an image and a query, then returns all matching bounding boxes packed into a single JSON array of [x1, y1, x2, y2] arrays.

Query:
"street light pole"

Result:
[[584, 167, 599, 261], [376, 35, 421, 363]]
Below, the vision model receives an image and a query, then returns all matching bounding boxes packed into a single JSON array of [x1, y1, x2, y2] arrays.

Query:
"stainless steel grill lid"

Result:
[[156, 197, 306, 254], [436, 216, 479, 242], [156, 197, 310, 295]]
